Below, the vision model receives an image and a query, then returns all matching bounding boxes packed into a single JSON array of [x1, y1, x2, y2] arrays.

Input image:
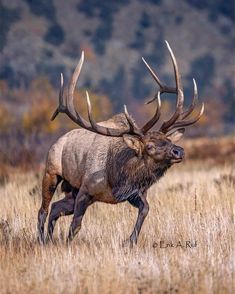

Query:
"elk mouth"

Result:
[[170, 157, 183, 163]]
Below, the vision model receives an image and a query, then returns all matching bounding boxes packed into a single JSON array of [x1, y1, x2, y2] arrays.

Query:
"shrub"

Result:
[[44, 23, 65, 46], [0, 3, 20, 51]]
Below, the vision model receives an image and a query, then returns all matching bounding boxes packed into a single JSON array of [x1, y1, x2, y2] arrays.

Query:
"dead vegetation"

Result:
[[0, 147, 234, 293], [184, 136, 235, 164]]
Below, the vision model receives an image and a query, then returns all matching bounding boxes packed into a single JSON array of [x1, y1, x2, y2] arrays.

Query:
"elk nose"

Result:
[[171, 146, 184, 159]]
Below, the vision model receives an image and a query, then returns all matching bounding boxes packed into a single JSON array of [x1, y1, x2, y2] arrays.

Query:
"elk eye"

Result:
[[146, 144, 155, 151]]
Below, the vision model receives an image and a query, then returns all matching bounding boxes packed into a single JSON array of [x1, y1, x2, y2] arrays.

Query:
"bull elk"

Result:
[[38, 41, 204, 246]]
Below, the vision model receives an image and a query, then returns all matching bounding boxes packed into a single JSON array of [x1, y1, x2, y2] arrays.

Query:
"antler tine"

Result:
[[50, 52, 92, 128], [180, 78, 198, 120], [141, 91, 161, 134], [124, 105, 134, 130], [51, 73, 65, 121], [142, 58, 176, 95], [85, 91, 143, 136], [141, 41, 184, 134], [165, 41, 182, 96], [124, 105, 143, 136], [60, 73, 64, 106], [85, 90, 102, 131], [159, 41, 184, 133], [51, 52, 143, 137], [71, 51, 84, 89], [65, 52, 145, 136], [85, 90, 93, 124], [66, 51, 90, 126], [166, 103, 204, 132]]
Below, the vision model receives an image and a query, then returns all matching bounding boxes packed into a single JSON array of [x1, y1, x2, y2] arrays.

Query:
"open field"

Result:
[[0, 148, 234, 293]]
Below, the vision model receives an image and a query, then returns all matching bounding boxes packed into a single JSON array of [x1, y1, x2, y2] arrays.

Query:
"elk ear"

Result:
[[123, 135, 143, 158], [167, 128, 185, 143]]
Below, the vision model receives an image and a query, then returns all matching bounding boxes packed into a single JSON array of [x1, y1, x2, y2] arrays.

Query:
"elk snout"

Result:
[[170, 146, 184, 162]]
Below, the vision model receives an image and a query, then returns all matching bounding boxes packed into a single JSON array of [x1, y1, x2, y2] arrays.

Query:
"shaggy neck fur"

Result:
[[107, 141, 171, 202]]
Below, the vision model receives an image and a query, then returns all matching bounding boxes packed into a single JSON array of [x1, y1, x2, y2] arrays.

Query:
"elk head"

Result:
[[123, 130, 185, 165], [51, 41, 204, 165]]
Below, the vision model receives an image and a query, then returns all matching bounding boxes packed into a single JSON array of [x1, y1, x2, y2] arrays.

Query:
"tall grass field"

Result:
[[0, 138, 234, 293]]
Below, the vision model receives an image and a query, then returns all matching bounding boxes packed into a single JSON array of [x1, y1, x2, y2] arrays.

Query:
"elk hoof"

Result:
[[122, 238, 134, 249], [45, 234, 55, 244], [37, 235, 45, 246]]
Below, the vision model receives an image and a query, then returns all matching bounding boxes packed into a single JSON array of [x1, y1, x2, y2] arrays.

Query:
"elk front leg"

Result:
[[67, 191, 93, 242], [38, 173, 62, 245], [47, 193, 76, 242], [128, 192, 149, 247]]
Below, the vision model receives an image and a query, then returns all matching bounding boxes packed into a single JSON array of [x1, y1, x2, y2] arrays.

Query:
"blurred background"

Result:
[[0, 0, 234, 169]]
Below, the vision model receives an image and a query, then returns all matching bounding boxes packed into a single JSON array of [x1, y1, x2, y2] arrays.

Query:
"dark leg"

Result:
[[37, 173, 61, 244], [128, 192, 149, 247], [47, 193, 76, 241], [67, 191, 93, 242]]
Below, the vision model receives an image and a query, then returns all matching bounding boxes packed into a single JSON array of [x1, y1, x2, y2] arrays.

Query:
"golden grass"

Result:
[[0, 161, 234, 293]]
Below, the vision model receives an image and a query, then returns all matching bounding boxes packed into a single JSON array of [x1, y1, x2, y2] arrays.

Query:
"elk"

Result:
[[37, 41, 204, 246]]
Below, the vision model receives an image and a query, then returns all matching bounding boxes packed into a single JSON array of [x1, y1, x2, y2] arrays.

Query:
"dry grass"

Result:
[[0, 160, 234, 293]]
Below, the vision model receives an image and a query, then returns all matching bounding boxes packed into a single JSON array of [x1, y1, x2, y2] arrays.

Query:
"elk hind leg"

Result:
[[47, 191, 77, 241], [38, 173, 61, 244]]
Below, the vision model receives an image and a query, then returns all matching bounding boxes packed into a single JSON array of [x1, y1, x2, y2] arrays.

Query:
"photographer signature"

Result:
[[153, 240, 197, 249]]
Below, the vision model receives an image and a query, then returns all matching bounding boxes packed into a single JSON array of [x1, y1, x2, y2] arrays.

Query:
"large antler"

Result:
[[165, 79, 204, 132], [51, 52, 142, 137], [51, 43, 204, 138], [141, 41, 204, 134]]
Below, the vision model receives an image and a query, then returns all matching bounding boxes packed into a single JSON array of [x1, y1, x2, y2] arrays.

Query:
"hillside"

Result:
[[0, 0, 235, 127]]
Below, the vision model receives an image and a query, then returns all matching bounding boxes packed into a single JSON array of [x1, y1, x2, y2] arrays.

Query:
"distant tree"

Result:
[[132, 61, 150, 101], [76, 90, 113, 121], [91, 21, 112, 55], [25, 0, 64, 47], [140, 12, 151, 29], [22, 99, 59, 135], [77, 0, 130, 55], [0, 76, 113, 137], [143, 0, 162, 5], [24, 0, 56, 21], [223, 79, 235, 124], [130, 98, 171, 129], [0, 65, 16, 87], [35, 63, 65, 86], [44, 23, 65, 46], [186, 0, 235, 24], [200, 96, 227, 135], [77, 0, 129, 17], [130, 29, 145, 50], [187, 54, 215, 95], [175, 15, 183, 24], [219, 1, 235, 22], [0, 105, 15, 134], [0, 3, 20, 51], [100, 66, 127, 111], [147, 33, 165, 67]]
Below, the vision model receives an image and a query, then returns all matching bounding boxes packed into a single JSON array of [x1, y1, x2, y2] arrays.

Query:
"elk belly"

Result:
[[83, 171, 118, 204]]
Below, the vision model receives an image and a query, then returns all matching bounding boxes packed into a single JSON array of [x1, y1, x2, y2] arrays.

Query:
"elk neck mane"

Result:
[[107, 140, 171, 202]]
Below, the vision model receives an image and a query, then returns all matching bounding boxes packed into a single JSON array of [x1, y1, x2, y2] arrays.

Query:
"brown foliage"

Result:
[[22, 99, 59, 134], [0, 104, 15, 133], [184, 136, 235, 164], [0, 78, 113, 168], [0, 78, 113, 135]]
